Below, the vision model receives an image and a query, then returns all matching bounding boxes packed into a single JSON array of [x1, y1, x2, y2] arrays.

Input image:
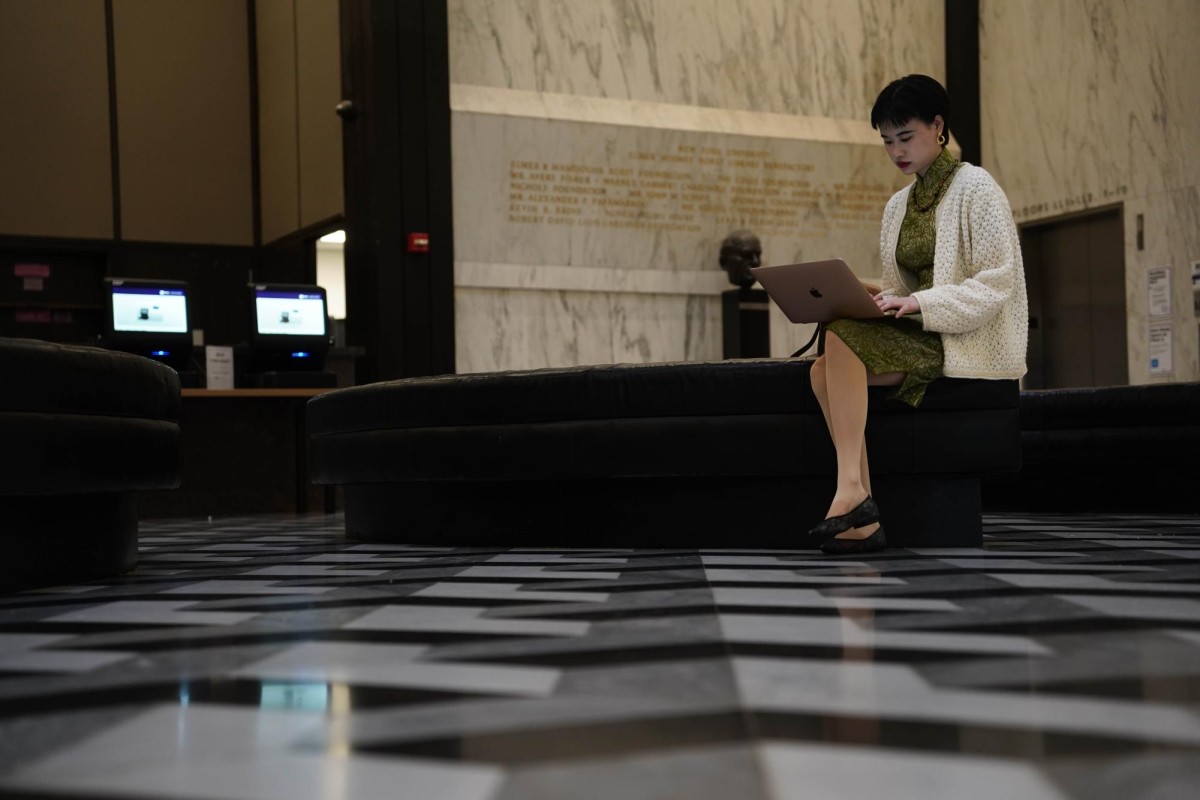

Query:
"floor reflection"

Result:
[[824, 567, 882, 745], [0, 511, 1196, 800]]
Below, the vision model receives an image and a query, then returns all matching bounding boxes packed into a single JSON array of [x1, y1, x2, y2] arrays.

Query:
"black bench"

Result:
[[984, 382, 1200, 513], [0, 338, 182, 592], [309, 359, 1020, 548]]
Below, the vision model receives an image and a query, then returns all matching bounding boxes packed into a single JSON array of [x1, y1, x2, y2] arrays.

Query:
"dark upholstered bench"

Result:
[[309, 360, 1020, 548], [984, 382, 1200, 513], [0, 338, 182, 592]]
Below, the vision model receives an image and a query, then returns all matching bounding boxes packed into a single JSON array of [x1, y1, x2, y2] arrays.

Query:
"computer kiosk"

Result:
[[100, 277, 202, 387], [236, 283, 335, 388]]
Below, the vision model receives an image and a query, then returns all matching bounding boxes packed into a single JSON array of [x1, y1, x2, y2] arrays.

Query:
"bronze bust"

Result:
[[719, 230, 762, 287]]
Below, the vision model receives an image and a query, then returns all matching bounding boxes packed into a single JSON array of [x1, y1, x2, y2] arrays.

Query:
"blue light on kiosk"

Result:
[[290, 351, 311, 359], [151, 350, 171, 357]]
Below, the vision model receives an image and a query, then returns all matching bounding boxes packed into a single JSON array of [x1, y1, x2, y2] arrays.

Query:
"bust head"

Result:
[[719, 230, 762, 287]]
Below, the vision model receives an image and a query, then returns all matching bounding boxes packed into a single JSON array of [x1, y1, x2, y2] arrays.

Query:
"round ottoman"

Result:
[[0, 337, 181, 591]]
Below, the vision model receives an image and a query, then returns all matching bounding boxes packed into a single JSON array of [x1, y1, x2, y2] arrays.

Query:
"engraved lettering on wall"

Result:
[[507, 145, 894, 236]]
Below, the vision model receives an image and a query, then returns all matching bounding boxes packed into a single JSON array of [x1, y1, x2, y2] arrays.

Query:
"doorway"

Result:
[[1020, 208, 1127, 389]]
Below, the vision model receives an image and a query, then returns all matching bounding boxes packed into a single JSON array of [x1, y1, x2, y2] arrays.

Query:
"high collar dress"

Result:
[[824, 147, 962, 407]]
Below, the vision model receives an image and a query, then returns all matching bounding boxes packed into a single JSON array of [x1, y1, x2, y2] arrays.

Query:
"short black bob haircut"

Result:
[[870, 74, 951, 141]]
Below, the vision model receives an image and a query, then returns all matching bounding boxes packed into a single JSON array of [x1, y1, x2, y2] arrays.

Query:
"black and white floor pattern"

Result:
[[1, 512, 1198, 799]]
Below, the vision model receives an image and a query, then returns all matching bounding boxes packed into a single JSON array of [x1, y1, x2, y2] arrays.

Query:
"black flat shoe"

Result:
[[806, 496, 880, 544], [821, 526, 887, 555]]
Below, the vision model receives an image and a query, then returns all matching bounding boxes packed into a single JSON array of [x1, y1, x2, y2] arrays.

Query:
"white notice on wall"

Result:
[[1193, 262, 1200, 318], [1147, 266, 1172, 318], [1148, 325, 1173, 376], [205, 345, 234, 389]]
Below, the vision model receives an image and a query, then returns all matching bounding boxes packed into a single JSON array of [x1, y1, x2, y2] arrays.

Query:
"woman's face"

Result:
[[879, 116, 943, 177]]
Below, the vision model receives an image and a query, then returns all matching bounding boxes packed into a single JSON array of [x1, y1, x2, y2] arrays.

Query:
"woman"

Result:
[[808, 74, 1028, 555]]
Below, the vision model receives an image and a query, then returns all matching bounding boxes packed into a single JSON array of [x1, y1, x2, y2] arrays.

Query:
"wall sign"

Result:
[[14, 263, 51, 278], [1147, 266, 1172, 318], [1192, 260, 1200, 318], [1148, 324, 1173, 375]]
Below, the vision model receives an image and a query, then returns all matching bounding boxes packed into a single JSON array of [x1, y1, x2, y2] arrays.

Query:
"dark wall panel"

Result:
[[255, 0, 301, 245], [341, 0, 454, 382], [0, 0, 113, 240], [113, 0, 254, 245], [296, 0, 344, 229]]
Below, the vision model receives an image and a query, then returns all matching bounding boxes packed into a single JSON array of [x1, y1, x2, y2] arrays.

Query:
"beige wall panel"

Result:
[[447, 0, 942, 371], [449, 0, 943, 121], [981, 0, 1200, 383], [0, 0, 113, 239], [296, 0, 344, 228], [112, 0, 253, 245], [256, 0, 301, 244]]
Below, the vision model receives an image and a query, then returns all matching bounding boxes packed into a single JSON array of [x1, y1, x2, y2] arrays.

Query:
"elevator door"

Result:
[[1020, 209, 1126, 389]]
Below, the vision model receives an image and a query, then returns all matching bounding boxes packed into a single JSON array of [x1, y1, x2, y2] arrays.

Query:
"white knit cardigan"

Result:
[[879, 163, 1029, 379]]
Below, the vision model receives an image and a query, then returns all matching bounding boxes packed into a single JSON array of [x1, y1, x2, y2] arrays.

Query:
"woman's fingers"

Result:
[[877, 295, 912, 317], [891, 297, 919, 318]]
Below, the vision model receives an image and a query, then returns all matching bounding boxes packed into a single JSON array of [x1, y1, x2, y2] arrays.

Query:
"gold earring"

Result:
[[937, 132, 947, 146]]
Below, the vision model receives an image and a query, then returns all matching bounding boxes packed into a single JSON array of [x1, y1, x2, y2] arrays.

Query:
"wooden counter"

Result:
[[139, 388, 337, 519]]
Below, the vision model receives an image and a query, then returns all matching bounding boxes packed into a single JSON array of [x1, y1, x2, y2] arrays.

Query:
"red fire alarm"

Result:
[[407, 232, 430, 253]]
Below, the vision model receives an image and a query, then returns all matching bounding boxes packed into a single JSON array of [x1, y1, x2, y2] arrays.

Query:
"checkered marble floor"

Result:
[[1, 512, 1198, 799]]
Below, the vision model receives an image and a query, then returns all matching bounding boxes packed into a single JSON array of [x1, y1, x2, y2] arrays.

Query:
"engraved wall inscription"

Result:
[[507, 145, 895, 237]]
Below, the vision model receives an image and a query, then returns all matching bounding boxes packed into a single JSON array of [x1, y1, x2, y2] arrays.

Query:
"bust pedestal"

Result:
[[722, 287, 769, 358]]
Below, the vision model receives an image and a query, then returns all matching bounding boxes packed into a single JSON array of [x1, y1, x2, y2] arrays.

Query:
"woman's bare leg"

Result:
[[812, 339, 905, 540], [821, 332, 871, 517], [811, 355, 874, 509]]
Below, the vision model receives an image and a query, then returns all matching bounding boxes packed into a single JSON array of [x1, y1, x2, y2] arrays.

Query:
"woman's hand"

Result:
[[874, 293, 921, 318]]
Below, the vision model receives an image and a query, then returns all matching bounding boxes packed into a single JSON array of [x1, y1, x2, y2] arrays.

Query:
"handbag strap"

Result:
[[789, 324, 822, 358]]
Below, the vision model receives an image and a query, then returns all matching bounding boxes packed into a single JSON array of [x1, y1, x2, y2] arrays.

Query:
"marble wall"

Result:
[[447, 0, 943, 373], [980, 0, 1200, 383]]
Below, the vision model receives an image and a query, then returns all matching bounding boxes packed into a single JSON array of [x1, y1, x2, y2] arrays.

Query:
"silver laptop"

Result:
[[749, 258, 886, 324]]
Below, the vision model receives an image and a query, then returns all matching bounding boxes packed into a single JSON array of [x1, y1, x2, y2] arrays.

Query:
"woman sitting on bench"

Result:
[[808, 74, 1029, 555]]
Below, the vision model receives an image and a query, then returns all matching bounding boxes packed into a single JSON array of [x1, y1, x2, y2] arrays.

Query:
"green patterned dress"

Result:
[[826, 148, 961, 407]]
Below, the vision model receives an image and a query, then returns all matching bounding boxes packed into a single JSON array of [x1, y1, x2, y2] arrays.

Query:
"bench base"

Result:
[[343, 474, 982, 549], [3, 493, 139, 593]]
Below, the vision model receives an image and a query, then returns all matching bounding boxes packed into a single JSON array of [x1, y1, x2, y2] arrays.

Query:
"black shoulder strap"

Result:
[[790, 324, 822, 358]]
